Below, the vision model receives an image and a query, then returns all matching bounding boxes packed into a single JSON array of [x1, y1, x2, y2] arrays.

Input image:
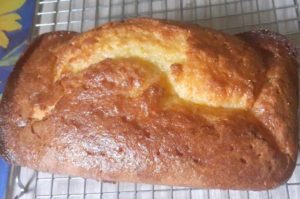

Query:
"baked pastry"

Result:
[[0, 18, 298, 190]]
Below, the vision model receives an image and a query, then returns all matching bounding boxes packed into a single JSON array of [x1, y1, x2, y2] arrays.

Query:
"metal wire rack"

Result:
[[4, 0, 300, 199]]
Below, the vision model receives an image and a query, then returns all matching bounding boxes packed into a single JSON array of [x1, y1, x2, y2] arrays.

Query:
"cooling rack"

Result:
[[4, 0, 300, 199]]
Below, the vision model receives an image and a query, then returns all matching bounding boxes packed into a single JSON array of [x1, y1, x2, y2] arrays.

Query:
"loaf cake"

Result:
[[0, 18, 298, 190]]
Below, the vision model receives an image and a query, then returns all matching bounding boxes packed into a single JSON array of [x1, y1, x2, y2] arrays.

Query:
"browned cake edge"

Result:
[[0, 19, 298, 190]]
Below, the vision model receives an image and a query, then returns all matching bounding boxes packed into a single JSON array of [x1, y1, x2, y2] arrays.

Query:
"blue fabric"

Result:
[[0, 0, 35, 93], [0, 0, 35, 198], [0, 0, 35, 59], [0, 159, 10, 199]]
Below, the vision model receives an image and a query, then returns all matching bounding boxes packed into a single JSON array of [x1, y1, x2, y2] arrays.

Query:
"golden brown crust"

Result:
[[0, 18, 298, 190]]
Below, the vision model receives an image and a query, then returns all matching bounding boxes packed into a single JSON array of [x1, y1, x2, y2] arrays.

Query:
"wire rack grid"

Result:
[[4, 0, 300, 199]]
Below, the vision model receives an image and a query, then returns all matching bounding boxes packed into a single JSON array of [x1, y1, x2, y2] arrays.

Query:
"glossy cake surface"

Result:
[[0, 18, 298, 190]]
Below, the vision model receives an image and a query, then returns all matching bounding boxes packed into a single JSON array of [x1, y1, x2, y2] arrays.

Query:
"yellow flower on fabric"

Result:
[[0, 0, 25, 48]]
